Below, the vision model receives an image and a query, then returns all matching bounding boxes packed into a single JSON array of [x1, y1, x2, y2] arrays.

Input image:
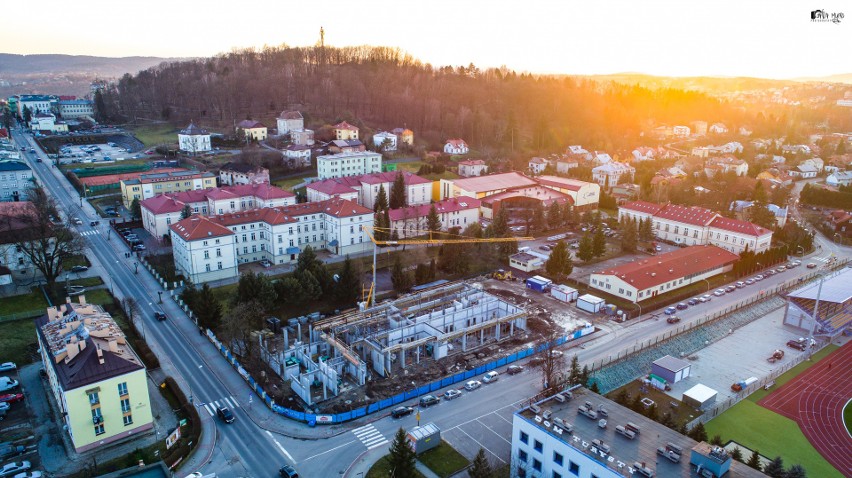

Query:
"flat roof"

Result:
[[577, 294, 605, 304], [451, 172, 537, 193], [787, 268, 852, 304], [653, 355, 691, 373], [683, 383, 718, 402]]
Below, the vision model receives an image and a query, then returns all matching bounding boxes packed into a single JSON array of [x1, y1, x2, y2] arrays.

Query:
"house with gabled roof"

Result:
[[389, 196, 481, 238], [277, 110, 303, 135], [444, 138, 469, 155], [333, 121, 359, 140], [458, 159, 488, 177], [236, 120, 268, 141]]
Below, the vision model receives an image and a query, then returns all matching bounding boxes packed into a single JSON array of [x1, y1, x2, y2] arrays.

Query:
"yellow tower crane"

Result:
[[359, 225, 532, 307]]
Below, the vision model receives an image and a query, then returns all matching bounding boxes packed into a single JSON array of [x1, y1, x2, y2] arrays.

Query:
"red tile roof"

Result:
[[619, 201, 665, 215], [140, 194, 186, 215], [278, 111, 302, 120], [529, 157, 547, 164], [459, 160, 485, 166], [142, 184, 294, 214], [359, 171, 431, 186], [654, 204, 717, 226], [170, 215, 234, 242], [333, 121, 358, 131], [79, 168, 185, 187], [481, 187, 572, 207], [307, 178, 361, 196], [597, 245, 739, 291], [237, 120, 266, 129], [709, 216, 771, 237], [388, 196, 480, 222], [446, 139, 467, 147]]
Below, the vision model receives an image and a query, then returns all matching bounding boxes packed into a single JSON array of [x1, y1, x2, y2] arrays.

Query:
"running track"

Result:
[[759, 342, 852, 477]]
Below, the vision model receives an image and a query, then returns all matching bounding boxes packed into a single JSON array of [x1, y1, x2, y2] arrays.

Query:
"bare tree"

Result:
[[534, 330, 567, 393], [1, 187, 81, 290], [219, 300, 264, 360], [122, 297, 142, 339]]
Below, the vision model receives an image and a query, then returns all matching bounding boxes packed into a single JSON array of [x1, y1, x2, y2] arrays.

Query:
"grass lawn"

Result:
[[273, 175, 312, 191], [62, 159, 149, 172], [63, 254, 90, 268], [82, 288, 115, 306], [417, 441, 470, 477], [705, 400, 842, 478], [391, 161, 426, 173], [844, 400, 852, 438], [365, 456, 427, 478], [424, 170, 460, 181], [747, 344, 839, 403], [0, 288, 49, 317], [129, 124, 180, 147], [0, 318, 38, 364], [68, 277, 105, 288]]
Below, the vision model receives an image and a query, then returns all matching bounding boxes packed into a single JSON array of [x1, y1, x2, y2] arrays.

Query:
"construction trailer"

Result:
[[576, 294, 605, 313], [550, 284, 578, 303], [525, 275, 552, 292]]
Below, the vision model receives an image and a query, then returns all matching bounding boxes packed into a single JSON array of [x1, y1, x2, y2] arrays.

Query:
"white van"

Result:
[[483, 371, 499, 383]]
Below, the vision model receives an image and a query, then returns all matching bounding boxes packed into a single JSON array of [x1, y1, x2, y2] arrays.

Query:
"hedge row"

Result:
[[160, 376, 202, 469]]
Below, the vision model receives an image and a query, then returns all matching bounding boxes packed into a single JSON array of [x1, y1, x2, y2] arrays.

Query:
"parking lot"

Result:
[[1, 363, 41, 474], [57, 142, 136, 165]]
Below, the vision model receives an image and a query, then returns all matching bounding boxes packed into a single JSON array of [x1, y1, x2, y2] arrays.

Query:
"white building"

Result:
[[591, 162, 635, 187], [372, 131, 398, 151], [388, 196, 480, 238], [141, 183, 296, 240], [590, 245, 739, 302], [631, 147, 656, 162], [528, 157, 547, 175], [316, 151, 382, 180], [826, 171, 852, 187], [458, 160, 488, 177], [170, 198, 373, 283], [290, 129, 315, 146], [704, 155, 748, 177], [30, 113, 68, 133], [592, 152, 612, 165], [218, 163, 270, 186], [283, 144, 312, 167], [57, 99, 94, 119], [276, 111, 304, 135], [709, 123, 728, 134], [17, 94, 52, 117], [444, 139, 469, 155], [0, 202, 42, 277], [534, 176, 601, 211], [566, 145, 592, 159], [236, 120, 268, 141], [618, 201, 773, 254], [556, 158, 579, 174], [673, 125, 691, 137], [791, 164, 818, 179], [178, 123, 212, 154], [0, 160, 33, 201], [306, 171, 431, 209]]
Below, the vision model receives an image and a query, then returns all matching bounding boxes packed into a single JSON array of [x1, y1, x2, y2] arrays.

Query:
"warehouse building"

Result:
[[589, 245, 739, 303]]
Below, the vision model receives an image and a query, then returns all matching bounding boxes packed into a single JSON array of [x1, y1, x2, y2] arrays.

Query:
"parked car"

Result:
[[664, 306, 677, 315], [464, 380, 482, 391], [0, 443, 24, 461], [655, 245, 662, 252], [70, 265, 88, 273], [745, 279, 755, 286], [278, 464, 299, 478], [0, 393, 25, 404], [666, 316, 681, 324], [725, 285, 736, 293], [807, 263, 817, 269], [507, 365, 524, 375], [390, 406, 414, 418], [755, 274, 764, 281], [154, 312, 167, 321], [132, 244, 146, 251], [443, 389, 462, 400], [483, 371, 499, 383], [89, 221, 100, 227], [676, 303, 688, 310], [0, 378, 20, 393], [259, 260, 272, 268], [765, 269, 777, 276], [713, 289, 726, 297], [419, 395, 440, 407], [217, 406, 235, 424], [776, 266, 786, 272], [0, 462, 30, 477], [0, 363, 16, 373], [736, 281, 746, 288], [699, 295, 712, 303]]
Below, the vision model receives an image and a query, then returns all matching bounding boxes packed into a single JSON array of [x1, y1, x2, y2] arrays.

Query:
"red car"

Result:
[[0, 393, 24, 403]]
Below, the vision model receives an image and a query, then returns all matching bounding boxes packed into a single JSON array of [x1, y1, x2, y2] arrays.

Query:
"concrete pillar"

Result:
[[400, 348, 406, 369], [284, 329, 289, 349], [510, 321, 514, 336], [462, 333, 467, 352], [496, 322, 501, 341], [415, 346, 420, 364], [297, 323, 302, 341], [309, 325, 313, 343], [480, 329, 484, 345]]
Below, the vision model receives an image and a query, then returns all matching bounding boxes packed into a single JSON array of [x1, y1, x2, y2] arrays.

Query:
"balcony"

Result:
[[92, 415, 103, 425]]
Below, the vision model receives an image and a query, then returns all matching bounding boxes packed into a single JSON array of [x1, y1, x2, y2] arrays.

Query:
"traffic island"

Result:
[[417, 441, 470, 478]]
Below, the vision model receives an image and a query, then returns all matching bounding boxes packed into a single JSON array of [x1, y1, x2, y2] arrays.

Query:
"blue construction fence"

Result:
[[206, 329, 572, 425]]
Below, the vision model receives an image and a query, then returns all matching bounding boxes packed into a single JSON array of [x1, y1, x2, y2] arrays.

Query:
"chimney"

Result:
[[97, 347, 105, 365], [79, 295, 86, 306], [108, 339, 118, 353]]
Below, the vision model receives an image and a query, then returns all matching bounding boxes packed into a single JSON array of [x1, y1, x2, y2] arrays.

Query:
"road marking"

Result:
[[455, 428, 507, 464], [204, 404, 214, 416], [352, 424, 388, 449], [265, 430, 294, 461], [301, 439, 358, 462]]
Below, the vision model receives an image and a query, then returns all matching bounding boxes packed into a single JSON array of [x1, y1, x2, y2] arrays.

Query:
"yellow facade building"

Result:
[[120, 170, 216, 207]]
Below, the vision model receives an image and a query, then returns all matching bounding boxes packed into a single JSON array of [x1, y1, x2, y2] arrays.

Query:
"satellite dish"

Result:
[[333, 274, 340, 282]]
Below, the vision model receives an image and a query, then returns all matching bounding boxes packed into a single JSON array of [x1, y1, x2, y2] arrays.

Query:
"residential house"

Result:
[[120, 170, 217, 207], [36, 297, 154, 452], [704, 155, 748, 177], [458, 159, 488, 177], [592, 152, 612, 165], [0, 160, 33, 201], [306, 171, 431, 209], [327, 139, 366, 154], [444, 139, 469, 155], [592, 161, 635, 187], [391, 128, 414, 146], [0, 202, 43, 277], [283, 144, 312, 167], [528, 157, 547, 175], [791, 164, 818, 179], [826, 170, 852, 187], [30, 112, 68, 133], [801, 157, 824, 172], [631, 147, 656, 162], [556, 156, 579, 174], [57, 99, 94, 119], [823, 210, 852, 237], [316, 151, 382, 180], [389, 196, 480, 238], [757, 168, 793, 187], [333, 121, 359, 140], [236, 120, 268, 141], [372, 131, 398, 151], [140, 183, 296, 240], [218, 163, 270, 186], [566, 145, 592, 160], [739, 126, 753, 136], [782, 144, 812, 155], [618, 200, 773, 254], [170, 198, 374, 283], [709, 123, 728, 134], [178, 123, 212, 154], [290, 129, 315, 146], [729, 200, 788, 227], [610, 183, 640, 204], [691, 121, 708, 135], [673, 125, 691, 137], [276, 111, 303, 135]]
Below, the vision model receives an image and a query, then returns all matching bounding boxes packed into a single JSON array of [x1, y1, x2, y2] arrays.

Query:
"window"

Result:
[[519, 449, 528, 462], [533, 459, 542, 472], [569, 461, 579, 475], [94, 424, 105, 435], [533, 440, 543, 453], [205, 264, 211, 272], [117, 382, 128, 396], [121, 398, 131, 413], [216, 248, 222, 257], [204, 251, 210, 259], [553, 452, 563, 466], [217, 262, 222, 270], [88, 392, 99, 405], [553, 473, 562, 478], [123, 414, 133, 426], [520, 431, 529, 444]]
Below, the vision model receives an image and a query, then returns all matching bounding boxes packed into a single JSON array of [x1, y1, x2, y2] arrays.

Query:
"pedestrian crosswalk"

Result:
[[202, 396, 240, 416], [352, 424, 388, 449], [79, 230, 101, 236]]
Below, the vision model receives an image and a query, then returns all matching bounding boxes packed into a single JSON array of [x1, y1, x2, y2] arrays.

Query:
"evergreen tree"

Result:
[[730, 447, 744, 463], [389, 172, 407, 209], [130, 198, 142, 220], [426, 203, 441, 233], [621, 217, 638, 252], [22, 106, 32, 126], [589, 381, 600, 393], [747, 450, 762, 471], [232, 271, 277, 311], [592, 228, 606, 257], [531, 203, 547, 233], [688, 422, 709, 442], [568, 355, 581, 384], [762, 457, 785, 478], [335, 255, 361, 306], [710, 435, 723, 446], [645, 403, 658, 420], [784, 464, 807, 478], [374, 184, 389, 212], [748, 203, 777, 229], [545, 240, 573, 281], [577, 234, 594, 262], [387, 427, 417, 478], [753, 180, 768, 203], [547, 201, 562, 228], [580, 365, 590, 385], [468, 448, 494, 478], [391, 256, 412, 293], [639, 217, 655, 242], [194, 283, 223, 330], [181, 204, 193, 219], [562, 202, 574, 225], [493, 207, 518, 257]]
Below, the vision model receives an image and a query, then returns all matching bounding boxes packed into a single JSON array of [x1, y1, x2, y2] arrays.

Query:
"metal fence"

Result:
[[0, 309, 46, 323]]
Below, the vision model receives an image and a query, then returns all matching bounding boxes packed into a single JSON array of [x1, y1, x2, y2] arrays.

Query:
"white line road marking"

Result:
[[265, 430, 294, 462], [204, 404, 214, 416], [455, 427, 507, 464], [367, 439, 390, 450], [301, 439, 358, 462], [476, 418, 513, 446]]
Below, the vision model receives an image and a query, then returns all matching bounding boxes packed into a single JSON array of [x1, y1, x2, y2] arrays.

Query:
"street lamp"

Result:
[[134, 262, 139, 275], [157, 291, 163, 304], [702, 278, 711, 292]]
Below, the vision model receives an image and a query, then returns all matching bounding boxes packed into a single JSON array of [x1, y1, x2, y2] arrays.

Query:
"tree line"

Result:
[[800, 183, 852, 210]]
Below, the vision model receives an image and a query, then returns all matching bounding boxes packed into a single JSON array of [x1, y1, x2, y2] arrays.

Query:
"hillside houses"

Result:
[[592, 161, 635, 187], [444, 138, 469, 155], [705, 155, 748, 177]]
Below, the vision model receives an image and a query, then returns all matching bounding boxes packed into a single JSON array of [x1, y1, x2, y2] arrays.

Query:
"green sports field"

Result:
[[705, 344, 843, 478]]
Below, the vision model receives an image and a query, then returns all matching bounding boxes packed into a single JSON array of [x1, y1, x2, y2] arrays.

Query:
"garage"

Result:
[[683, 383, 718, 409], [651, 355, 691, 384]]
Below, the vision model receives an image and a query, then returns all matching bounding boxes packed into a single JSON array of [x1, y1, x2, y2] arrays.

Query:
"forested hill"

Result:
[[99, 45, 755, 152], [0, 53, 177, 77]]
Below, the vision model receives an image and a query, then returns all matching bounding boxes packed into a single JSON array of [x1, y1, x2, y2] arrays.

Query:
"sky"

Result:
[[1, 0, 849, 79]]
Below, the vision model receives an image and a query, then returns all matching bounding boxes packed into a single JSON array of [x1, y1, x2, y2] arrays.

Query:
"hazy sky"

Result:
[[2, 0, 849, 78]]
